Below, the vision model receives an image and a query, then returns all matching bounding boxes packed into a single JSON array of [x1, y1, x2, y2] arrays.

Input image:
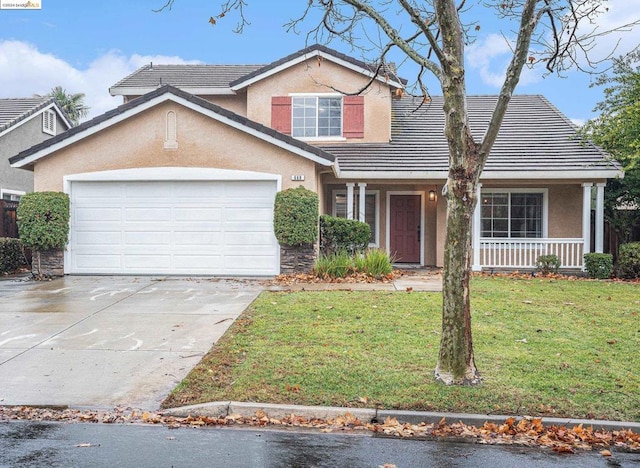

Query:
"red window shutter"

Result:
[[271, 96, 292, 135], [343, 95, 364, 139]]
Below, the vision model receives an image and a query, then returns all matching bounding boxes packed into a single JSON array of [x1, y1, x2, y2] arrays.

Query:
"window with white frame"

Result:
[[333, 191, 378, 245], [42, 109, 56, 135], [292, 96, 342, 138], [481, 190, 546, 238], [0, 189, 25, 201]]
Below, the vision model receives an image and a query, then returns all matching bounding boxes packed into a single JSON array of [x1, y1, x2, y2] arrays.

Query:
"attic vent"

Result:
[[42, 109, 56, 135], [164, 110, 178, 150]]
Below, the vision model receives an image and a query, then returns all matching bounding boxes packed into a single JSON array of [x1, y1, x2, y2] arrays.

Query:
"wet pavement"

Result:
[[2, 420, 638, 467], [0, 276, 262, 410]]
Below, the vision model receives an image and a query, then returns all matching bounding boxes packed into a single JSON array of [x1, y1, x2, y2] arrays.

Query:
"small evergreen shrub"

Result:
[[17, 192, 70, 251], [583, 253, 613, 279], [273, 187, 318, 247], [616, 242, 640, 279], [536, 254, 561, 275], [319, 215, 371, 254], [0, 238, 23, 274]]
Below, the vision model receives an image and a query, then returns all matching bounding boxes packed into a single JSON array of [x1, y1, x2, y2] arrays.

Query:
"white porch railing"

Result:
[[478, 238, 584, 270]]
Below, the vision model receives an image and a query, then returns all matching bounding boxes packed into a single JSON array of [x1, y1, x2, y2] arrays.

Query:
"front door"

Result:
[[389, 195, 421, 263]]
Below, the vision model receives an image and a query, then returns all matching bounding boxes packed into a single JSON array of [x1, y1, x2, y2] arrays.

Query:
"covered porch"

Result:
[[325, 179, 607, 272]]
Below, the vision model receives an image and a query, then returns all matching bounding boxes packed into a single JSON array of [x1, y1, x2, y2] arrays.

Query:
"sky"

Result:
[[0, 0, 638, 125]]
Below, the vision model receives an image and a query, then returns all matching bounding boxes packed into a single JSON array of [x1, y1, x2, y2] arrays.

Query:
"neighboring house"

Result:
[[0, 97, 72, 201], [9, 45, 621, 276]]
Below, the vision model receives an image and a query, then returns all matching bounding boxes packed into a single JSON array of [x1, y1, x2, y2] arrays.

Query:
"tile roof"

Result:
[[110, 64, 263, 94], [323, 95, 619, 175], [0, 96, 55, 134], [110, 44, 406, 95], [10, 85, 335, 167]]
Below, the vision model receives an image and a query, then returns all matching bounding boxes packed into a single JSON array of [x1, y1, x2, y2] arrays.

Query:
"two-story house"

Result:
[[9, 45, 621, 276], [1, 97, 71, 201]]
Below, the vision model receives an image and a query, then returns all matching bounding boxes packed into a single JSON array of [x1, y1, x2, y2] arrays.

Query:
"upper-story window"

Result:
[[42, 109, 56, 135], [292, 96, 342, 138], [271, 95, 364, 140]]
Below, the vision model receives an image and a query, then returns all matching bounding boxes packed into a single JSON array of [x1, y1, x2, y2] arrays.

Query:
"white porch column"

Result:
[[595, 183, 605, 253], [357, 183, 367, 222], [346, 183, 355, 220], [472, 183, 482, 272], [582, 183, 593, 261]]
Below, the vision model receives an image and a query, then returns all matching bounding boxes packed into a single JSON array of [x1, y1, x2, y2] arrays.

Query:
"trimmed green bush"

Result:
[[17, 192, 70, 251], [536, 254, 561, 275], [617, 242, 640, 279], [273, 187, 318, 246], [0, 238, 23, 274], [583, 252, 613, 279], [319, 215, 371, 254]]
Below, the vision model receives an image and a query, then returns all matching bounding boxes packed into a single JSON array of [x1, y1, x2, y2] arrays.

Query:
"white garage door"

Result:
[[68, 179, 279, 275]]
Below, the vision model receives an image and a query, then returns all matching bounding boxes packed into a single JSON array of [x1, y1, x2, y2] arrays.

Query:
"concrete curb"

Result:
[[160, 402, 640, 432]]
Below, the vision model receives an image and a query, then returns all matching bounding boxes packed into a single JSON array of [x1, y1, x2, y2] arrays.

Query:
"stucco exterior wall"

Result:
[[33, 101, 318, 192], [245, 58, 393, 143], [201, 94, 248, 116], [1, 111, 68, 195]]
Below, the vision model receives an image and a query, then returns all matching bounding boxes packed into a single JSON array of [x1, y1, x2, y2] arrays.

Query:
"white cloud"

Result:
[[466, 33, 541, 89], [0, 40, 201, 120], [466, 0, 639, 89]]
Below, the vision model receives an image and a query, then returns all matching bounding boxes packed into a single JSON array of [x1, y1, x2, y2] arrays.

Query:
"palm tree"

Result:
[[48, 86, 89, 126]]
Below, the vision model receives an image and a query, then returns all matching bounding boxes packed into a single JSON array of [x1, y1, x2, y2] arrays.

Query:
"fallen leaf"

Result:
[[600, 449, 612, 457]]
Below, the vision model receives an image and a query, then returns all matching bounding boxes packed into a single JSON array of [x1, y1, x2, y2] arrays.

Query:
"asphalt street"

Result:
[[1, 420, 638, 468]]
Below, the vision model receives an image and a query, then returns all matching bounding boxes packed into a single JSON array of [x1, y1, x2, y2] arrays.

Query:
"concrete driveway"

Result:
[[0, 276, 263, 410]]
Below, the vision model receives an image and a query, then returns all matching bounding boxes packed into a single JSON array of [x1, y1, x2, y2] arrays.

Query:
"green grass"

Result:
[[162, 277, 640, 422]]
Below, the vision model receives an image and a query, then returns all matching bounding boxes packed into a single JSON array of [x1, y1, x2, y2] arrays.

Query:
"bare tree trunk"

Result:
[[435, 174, 480, 385]]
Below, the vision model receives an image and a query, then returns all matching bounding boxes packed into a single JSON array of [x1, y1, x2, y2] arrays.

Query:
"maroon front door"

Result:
[[389, 195, 421, 263]]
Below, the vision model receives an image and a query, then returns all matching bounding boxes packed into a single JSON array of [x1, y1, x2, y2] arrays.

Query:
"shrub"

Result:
[[536, 254, 561, 275], [17, 192, 70, 251], [314, 248, 394, 279], [273, 187, 318, 246], [0, 238, 23, 274], [361, 248, 394, 278], [583, 253, 613, 279], [617, 242, 640, 279], [319, 215, 371, 254], [314, 250, 353, 278]]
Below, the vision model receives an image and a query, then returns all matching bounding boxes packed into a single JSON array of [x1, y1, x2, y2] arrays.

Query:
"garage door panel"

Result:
[[174, 208, 222, 222], [74, 254, 122, 269], [75, 231, 121, 245], [174, 231, 223, 246], [76, 207, 122, 222], [69, 179, 279, 275], [124, 231, 171, 246], [125, 208, 173, 222]]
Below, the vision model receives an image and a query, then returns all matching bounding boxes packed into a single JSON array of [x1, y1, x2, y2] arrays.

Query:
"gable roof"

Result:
[[10, 85, 335, 169], [324, 95, 622, 180], [0, 97, 72, 137], [229, 44, 406, 91], [109, 44, 406, 97], [109, 64, 263, 96]]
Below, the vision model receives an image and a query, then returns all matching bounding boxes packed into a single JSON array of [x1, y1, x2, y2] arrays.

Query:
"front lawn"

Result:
[[162, 277, 640, 422]]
